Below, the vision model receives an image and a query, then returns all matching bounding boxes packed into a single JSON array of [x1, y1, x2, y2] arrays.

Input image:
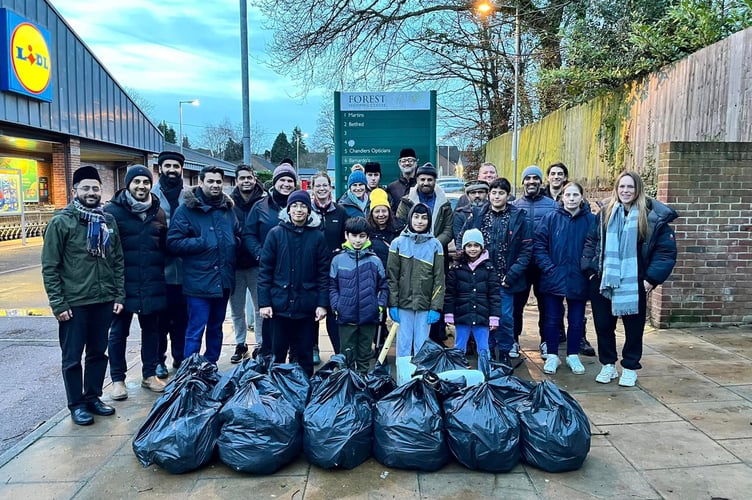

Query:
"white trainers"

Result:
[[595, 364, 619, 384], [509, 342, 520, 358], [539, 342, 549, 360], [619, 368, 638, 387], [543, 355, 561, 374], [566, 354, 586, 375]]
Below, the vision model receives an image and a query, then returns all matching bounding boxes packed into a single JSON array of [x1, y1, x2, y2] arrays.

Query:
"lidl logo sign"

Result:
[[0, 9, 53, 102]]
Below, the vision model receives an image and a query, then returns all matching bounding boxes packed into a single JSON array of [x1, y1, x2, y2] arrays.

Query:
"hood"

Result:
[[647, 198, 678, 223], [407, 184, 449, 208], [182, 187, 234, 210], [404, 202, 434, 237], [278, 206, 323, 230], [342, 240, 376, 257], [231, 183, 265, 209]]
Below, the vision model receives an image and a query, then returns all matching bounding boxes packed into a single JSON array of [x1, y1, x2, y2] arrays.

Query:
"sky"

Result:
[[50, 0, 326, 152]]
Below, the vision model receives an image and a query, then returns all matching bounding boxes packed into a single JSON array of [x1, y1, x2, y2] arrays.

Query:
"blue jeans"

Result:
[[454, 324, 489, 353], [184, 292, 230, 363], [396, 309, 430, 357], [543, 294, 586, 356], [491, 287, 515, 354], [109, 311, 160, 381]]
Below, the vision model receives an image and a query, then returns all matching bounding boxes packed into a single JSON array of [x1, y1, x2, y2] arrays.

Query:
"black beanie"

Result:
[[364, 161, 381, 174], [157, 151, 185, 166], [399, 148, 416, 159], [286, 190, 312, 213], [72, 166, 101, 186], [125, 165, 153, 188], [415, 162, 437, 178]]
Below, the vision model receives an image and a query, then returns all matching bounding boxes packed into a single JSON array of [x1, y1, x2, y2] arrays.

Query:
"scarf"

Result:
[[417, 190, 436, 211], [270, 188, 289, 209], [125, 191, 152, 221], [72, 198, 110, 258], [197, 188, 224, 207], [600, 204, 640, 316], [160, 175, 183, 214], [313, 195, 332, 212], [346, 190, 368, 213]]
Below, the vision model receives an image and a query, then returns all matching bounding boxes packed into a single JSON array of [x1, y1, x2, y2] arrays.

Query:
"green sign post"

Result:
[[334, 91, 437, 198]]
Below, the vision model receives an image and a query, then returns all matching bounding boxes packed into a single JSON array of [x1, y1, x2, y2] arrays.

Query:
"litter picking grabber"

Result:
[[377, 323, 399, 366]]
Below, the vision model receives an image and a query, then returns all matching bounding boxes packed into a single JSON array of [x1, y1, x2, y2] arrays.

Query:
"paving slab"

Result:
[[573, 390, 682, 426], [0, 481, 84, 499], [636, 353, 696, 377], [718, 437, 752, 465], [190, 476, 309, 499], [602, 421, 740, 470], [693, 330, 752, 356], [682, 359, 752, 385], [647, 339, 741, 362], [638, 372, 744, 404], [305, 458, 419, 499], [666, 400, 752, 440], [418, 470, 537, 499], [642, 463, 752, 500], [728, 383, 752, 402], [194, 454, 311, 479]]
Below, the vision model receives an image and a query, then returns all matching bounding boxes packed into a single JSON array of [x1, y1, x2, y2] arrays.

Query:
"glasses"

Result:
[[76, 185, 101, 192], [399, 158, 417, 165]]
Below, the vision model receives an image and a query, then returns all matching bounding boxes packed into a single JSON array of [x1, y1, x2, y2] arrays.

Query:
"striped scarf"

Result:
[[600, 204, 639, 316], [73, 198, 110, 258]]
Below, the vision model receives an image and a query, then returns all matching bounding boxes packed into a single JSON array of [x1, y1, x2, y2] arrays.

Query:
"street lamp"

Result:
[[295, 132, 308, 174], [179, 99, 200, 153]]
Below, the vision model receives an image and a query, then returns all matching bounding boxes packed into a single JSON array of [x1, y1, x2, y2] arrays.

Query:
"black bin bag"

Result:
[[210, 357, 266, 403], [267, 363, 311, 415], [487, 375, 535, 411], [217, 370, 302, 474], [365, 363, 397, 401], [518, 380, 591, 472], [164, 353, 220, 395], [303, 368, 373, 469], [132, 377, 223, 474], [443, 383, 521, 472], [411, 339, 469, 374], [373, 377, 449, 471]]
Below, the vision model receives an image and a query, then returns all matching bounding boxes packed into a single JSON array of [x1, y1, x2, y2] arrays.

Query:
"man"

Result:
[[364, 161, 383, 190], [396, 162, 454, 343], [167, 166, 241, 364], [453, 179, 489, 243], [386, 148, 419, 212], [455, 161, 499, 210], [42, 166, 124, 425], [153, 151, 187, 377], [105, 165, 167, 399], [543, 162, 568, 201], [512, 165, 557, 358], [229, 164, 265, 363], [258, 190, 329, 377]]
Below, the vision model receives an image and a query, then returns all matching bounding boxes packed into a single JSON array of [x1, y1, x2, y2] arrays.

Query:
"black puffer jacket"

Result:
[[231, 184, 265, 268], [104, 190, 167, 315], [243, 189, 286, 263], [444, 251, 501, 326], [311, 199, 347, 261]]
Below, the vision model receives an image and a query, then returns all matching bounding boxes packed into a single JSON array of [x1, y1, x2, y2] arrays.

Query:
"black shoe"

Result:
[[155, 363, 168, 379], [579, 338, 596, 357], [172, 360, 182, 370], [71, 407, 94, 426], [87, 399, 115, 416], [231, 343, 249, 364]]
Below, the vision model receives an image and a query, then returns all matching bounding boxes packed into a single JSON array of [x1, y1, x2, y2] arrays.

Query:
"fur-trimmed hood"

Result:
[[181, 186, 234, 211]]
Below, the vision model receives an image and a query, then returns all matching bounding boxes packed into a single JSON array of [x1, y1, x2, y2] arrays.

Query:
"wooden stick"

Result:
[[377, 323, 399, 365]]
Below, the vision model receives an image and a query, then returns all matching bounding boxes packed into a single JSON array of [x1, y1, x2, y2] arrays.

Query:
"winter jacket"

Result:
[[387, 206, 445, 311], [534, 205, 594, 300], [462, 203, 532, 293], [444, 251, 501, 326], [329, 241, 388, 325], [243, 188, 286, 263], [231, 184, 265, 268], [338, 191, 370, 219], [41, 203, 125, 316], [166, 188, 241, 298], [104, 190, 167, 314], [258, 211, 329, 319], [312, 199, 347, 261], [153, 177, 184, 284], [513, 192, 558, 266], [581, 198, 678, 286], [369, 222, 403, 269], [386, 175, 416, 213], [395, 186, 454, 247]]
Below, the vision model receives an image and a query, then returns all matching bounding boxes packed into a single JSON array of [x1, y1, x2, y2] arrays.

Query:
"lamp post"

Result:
[[179, 99, 200, 153], [295, 132, 308, 175]]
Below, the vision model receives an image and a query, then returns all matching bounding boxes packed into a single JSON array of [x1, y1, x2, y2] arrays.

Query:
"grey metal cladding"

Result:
[[0, 0, 162, 152]]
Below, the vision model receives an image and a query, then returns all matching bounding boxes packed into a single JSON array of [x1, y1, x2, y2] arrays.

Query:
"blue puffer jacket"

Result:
[[535, 205, 594, 300], [329, 241, 388, 325], [166, 188, 240, 298]]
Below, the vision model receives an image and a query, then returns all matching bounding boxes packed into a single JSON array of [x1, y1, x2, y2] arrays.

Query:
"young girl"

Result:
[[387, 203, 444, 382], [534, 182, 594, 375], [443, 229, 501, 367]]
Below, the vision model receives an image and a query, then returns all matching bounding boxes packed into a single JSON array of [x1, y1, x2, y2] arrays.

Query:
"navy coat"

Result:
[[329, 243, 388, 325], [243, 189, 286, 263], [534, 205, 594, 300]]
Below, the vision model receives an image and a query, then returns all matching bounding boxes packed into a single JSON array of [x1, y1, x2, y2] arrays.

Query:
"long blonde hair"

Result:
[[602, 171, 648, 241]]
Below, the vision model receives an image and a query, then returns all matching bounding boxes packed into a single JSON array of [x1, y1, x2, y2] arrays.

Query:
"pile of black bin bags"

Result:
[[132, 342, 591, 475]]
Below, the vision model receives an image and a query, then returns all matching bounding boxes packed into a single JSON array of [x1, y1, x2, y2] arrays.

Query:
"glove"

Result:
[[444, 313, 455, 325], [379, 306, 384, 314], [427, 310, 440, 324], [389, 307, 400, 323], [489, 316, 500, 328]]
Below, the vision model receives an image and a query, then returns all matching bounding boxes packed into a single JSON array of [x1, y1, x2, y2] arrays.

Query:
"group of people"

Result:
[[41, 146, 678, 427]]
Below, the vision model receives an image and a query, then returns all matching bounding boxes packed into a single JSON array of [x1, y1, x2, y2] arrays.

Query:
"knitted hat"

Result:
[[464, 179, 490, 194], [462, 228, 485, 249], [125, 165, 153, 188], [369, 188, 389, 209], [157, 151, 184, 166], [286, 190, 312, 213], [364, 161, 381, 174], [415, 162, 437, 178], [521, 165, 543, 181], [273, 163, 297, 185], [348, 170, 367, 188], [72, 166, 101, 186], [399, 148, 416, 159]]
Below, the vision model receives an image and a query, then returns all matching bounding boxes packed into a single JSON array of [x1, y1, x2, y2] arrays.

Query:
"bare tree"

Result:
[[250, 121, 269, 156], [200, 118, 240, 158], [311, 103, 334, 154], [123, 86, 156, 122]]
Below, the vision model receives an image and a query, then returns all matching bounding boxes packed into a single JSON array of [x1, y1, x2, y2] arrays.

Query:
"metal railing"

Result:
[[0, 209, 55, 241]]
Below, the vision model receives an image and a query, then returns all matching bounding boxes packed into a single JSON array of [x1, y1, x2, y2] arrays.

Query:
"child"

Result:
[[329, 217, 389, 374], [444, 229, 501, 366], [387, 203, 445, 382]]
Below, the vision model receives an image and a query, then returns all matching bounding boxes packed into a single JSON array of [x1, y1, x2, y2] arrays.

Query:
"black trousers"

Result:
[[590, 281, 647, 370], [158, 284, 187, 367], [109, 311, 161, 381], [59, 302, 112, 410], [513, 267, 546, 342], [271, 316, 318, 377]]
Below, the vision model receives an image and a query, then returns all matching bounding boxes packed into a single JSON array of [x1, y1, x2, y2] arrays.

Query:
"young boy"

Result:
[[329, 217, 389, 374], [387, 203, 445, 383]]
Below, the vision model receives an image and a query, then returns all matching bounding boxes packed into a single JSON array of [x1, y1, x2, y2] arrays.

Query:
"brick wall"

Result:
[[655, 142, 752, 327], [50, 139, 81, 208]]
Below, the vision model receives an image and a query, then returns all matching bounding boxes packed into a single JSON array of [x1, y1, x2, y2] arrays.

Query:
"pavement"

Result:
[[0, 238, 751, 498]]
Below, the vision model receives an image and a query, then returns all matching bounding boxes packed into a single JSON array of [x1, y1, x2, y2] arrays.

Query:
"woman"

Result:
[[339, 170, 370, 219], [534, 182, 594, 375], [582, 171, 678, 387], [310, 172, 347, 361]]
